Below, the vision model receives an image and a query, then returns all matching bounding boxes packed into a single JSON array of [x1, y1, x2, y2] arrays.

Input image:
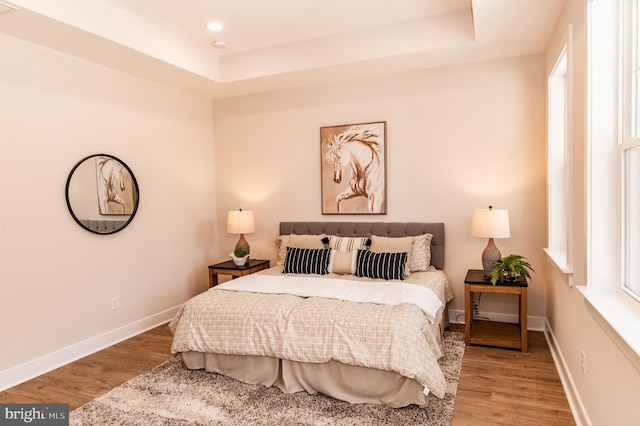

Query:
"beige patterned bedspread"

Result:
[[170, 267, 455, 398]]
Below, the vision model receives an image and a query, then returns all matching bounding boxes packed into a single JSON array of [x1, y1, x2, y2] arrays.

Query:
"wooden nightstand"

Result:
[[208, 259, 271, 288], [464, 269, 528, 352]]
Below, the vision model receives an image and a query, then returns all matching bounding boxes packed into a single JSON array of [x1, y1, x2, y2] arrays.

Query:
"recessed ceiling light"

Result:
[[212, 40, 227, 49], [207, 22, 223, 31]]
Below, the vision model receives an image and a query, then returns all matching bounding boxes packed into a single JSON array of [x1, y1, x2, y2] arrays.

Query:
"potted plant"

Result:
[[230, 246, 249, 266], [488, 254, 534, 284]]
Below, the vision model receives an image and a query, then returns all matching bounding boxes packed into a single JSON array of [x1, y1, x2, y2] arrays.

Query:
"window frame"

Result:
[[621, 0, 640, 301], [582, 0, 640, 369], [545, 24, 574, 285]]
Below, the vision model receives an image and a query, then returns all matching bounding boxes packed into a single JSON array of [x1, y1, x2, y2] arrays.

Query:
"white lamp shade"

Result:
[[471, 208, 510, 238], [227, 210, 255, 234]]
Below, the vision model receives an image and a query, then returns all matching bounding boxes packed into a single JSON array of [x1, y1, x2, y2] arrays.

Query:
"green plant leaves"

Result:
[[489, 254, 535, 284]]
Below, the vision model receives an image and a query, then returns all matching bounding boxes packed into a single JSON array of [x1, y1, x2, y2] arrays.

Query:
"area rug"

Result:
[[70, 331, 465, 426]]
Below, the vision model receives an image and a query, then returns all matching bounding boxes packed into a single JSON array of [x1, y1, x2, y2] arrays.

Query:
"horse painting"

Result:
[[323, 125, 385, 214], [96, 156, 128, 215]]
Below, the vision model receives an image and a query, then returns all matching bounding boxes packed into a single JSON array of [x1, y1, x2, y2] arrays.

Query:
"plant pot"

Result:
[[230, 253, 249, 266], [502, 271, 521, 283]]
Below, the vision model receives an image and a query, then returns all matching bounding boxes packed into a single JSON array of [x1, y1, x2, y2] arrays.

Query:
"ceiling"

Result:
[[0, 0, 564, 99]]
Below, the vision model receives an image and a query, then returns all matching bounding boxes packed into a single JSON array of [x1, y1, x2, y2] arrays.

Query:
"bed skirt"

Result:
[[179, 351, 429, 408]]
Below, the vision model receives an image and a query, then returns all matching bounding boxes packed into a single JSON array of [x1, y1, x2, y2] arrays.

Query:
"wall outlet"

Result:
[[111, 296, 119, 310], [581, 350, 586, 375]]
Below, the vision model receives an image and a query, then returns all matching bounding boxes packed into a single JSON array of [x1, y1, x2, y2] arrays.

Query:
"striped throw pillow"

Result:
[[329, 236, 369, 252], [283, 247, 331, 275], [369, 235, 414, 277], [354, 249, 407, 280]]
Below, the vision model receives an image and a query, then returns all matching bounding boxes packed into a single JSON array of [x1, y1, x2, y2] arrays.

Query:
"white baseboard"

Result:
[[447, 308, 546, 331], [544, 320, 591, 426], [0, 304, 182, 392]]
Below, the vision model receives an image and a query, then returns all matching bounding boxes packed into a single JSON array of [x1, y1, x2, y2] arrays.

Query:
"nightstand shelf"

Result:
[[469, 320, 523, 350], [464, 269, 528, 352]]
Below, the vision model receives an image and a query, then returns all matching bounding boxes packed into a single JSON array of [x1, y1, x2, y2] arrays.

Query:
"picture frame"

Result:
[[320, 121, 387, 214]]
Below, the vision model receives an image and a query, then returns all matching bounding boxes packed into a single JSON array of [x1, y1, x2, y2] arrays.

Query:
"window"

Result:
[[545, 26, 573, 282], [585, 0, 640, 365], [622, 0, 640, 300], [625, 147, 640, 298]]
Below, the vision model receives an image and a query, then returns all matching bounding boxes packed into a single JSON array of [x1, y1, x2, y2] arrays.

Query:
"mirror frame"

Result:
[[65, 153, 139, 235]]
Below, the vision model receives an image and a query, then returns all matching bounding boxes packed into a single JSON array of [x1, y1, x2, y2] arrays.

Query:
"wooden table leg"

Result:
[[520, 287, 528, 352], [208, 271, 218, 288], [464, 284, 472, 345]]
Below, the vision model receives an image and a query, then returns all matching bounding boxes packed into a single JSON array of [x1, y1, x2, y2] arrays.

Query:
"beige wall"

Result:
[[0, 33, 217, 385], [212, 55, 548, 322], [545, 1, 640, 425]]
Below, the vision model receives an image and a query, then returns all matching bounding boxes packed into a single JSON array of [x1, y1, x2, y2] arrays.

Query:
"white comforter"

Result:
[[215, 274, 443, 321], [170, 268, 453, 398]]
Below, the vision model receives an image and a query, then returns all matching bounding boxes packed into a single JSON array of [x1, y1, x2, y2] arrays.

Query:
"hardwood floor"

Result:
[[449, 324, 575, 426], [0, 323, 575, 425], [0, 325, 172, 411]]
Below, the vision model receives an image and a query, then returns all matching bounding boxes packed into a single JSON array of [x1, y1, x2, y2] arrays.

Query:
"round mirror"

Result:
[[65, 154, 139, 234]]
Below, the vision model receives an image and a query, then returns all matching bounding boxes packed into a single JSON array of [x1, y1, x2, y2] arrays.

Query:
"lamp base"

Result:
[[481, 238, 501, 276], [234, 234, 250, 256]]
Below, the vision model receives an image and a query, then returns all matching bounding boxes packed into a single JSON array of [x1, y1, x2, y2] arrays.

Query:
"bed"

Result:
[[170, 222, 455, 408]]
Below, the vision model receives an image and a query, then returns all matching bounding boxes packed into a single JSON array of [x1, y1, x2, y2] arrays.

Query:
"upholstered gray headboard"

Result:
[[80, 220, 126, 233], [279, 222, 444, 270]]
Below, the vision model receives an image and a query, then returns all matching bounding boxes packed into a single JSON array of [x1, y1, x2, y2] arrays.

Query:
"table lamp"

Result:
[[471, 206, 510, 275], [227, 209, 255, 255]]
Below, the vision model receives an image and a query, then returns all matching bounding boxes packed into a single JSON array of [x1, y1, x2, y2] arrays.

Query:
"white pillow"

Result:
[[410, 233, 433, 272], [288, 233, 327, 249], [275, 235, 291, 266], [328, 249, 358, 274]]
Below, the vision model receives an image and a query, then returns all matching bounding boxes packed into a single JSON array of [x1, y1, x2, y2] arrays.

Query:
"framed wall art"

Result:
[[320, 121, 387, 214]]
